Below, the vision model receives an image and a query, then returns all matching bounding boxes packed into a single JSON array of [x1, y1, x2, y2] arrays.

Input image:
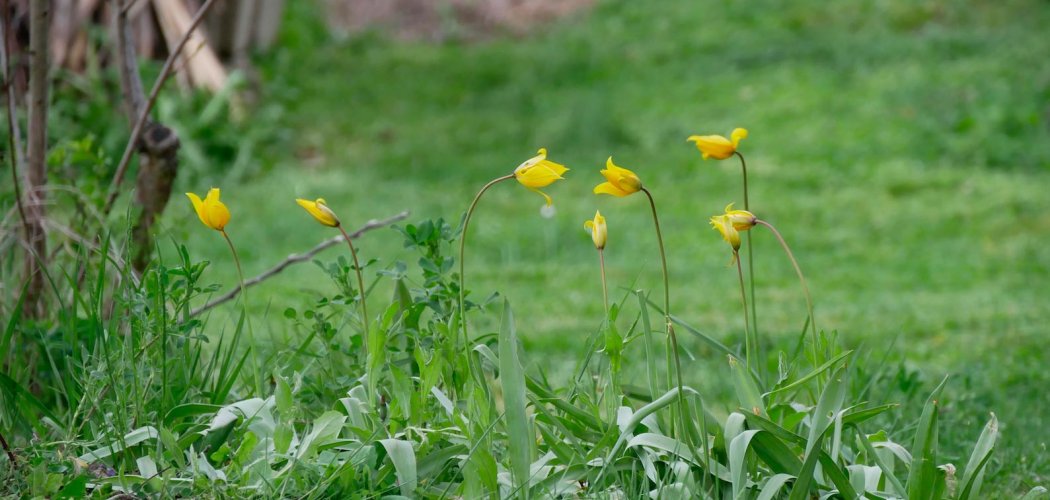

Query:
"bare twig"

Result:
[[114, 0, 146, 122], [102, 0, 217, 216], [190, 211, 410, 317]]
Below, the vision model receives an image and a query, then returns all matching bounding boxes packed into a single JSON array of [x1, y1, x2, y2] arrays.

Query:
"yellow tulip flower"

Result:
[[593, 157, 643, 197], [723, 203, 756, 231], [513, 148, 569, 206], [710, 214, 741, 253], [186, 188, 230, 231], [687, 128, 748, 160], [296, 198, 341, 227], [584, 210, 607, 250]]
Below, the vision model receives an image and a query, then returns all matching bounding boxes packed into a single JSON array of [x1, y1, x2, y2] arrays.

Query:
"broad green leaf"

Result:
[[730, 430, 762, 499], [498, 300, 531, 493], [275, 375, 293, 416], [79, 426, 159, 462], [730, 355, 765, 416], [805, 367, 848, 457], [1021, 486, 1049, 499], [906, 376, 949, 500], [957, 413, 998, 500], [764, 350, 852, 400], [756, 473, 795, 500], [637, 291, 661, 400], [296, 410, 346, 459], [855, 429, 907, 498], [379, 438, 418, 496]]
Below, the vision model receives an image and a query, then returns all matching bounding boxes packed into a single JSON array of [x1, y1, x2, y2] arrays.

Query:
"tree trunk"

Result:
[[23, 0, 50, 318]]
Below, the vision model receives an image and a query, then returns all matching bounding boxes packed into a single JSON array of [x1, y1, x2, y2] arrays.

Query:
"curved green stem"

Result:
[[222, 230, 263, 395], [736, 151, 760, 375], [337, 225, 369, 352], [641, 188, 687, 440], [734, 253, 753, 372], [755, 219, 818, 363], [458, 174, 515, 352]]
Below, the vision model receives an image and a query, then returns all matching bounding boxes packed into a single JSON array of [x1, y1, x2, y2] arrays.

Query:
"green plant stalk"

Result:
[[755, 219, 818, 365], [598, 248, 620, 413], [734, 253, 754, 373], [222, 230, 263, 396], [458, 174, 514, 354], [337, 225, 370, 353], [736, 151, 760, 376], [641, 188, 688, 443]]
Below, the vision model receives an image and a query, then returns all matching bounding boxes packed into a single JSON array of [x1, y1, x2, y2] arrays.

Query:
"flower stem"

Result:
[[599, 249, 610, 320], [641, 188, 687, 440], [458, 174, 515, 353], [337, 225, 369, 353], [755, 219, 819, 364], [222, 230, 263, 396], [736, 151, 760, 375], [734, 253, 754, 372]]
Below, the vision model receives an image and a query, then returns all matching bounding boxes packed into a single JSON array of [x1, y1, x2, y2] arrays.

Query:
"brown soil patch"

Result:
[[323, 0, 595, 42]]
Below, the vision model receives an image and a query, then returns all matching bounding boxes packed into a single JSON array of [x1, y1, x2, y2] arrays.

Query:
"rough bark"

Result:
[[23, 0, 50, 318]]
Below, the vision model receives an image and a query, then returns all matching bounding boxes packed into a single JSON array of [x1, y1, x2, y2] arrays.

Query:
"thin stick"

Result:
[[641, 187, 687, 442], [102, 0, 217, 216], [191, 211, 408, 316], [736, 151, 759, 372], [734, 253, 753, 371], [457, 174, 513, 350], [755, 219, 818, 362], [337, 225, 369, 350]]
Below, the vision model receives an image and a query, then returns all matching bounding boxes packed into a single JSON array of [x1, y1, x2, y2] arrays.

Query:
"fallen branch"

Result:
[[102, 0, 217, 216], [190, 210, 410, 317]]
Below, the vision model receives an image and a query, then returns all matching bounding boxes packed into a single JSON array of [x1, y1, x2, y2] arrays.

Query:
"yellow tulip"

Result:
[[710, 214, 741, 253], [687, 128, 748, 160], [186, 188, 230, 231], [723, 203, 756, 231], [593, 156, 643, 197], [513, 148, 569, 206], [296, 198, 341, 227], [584, 210, 607, 250]]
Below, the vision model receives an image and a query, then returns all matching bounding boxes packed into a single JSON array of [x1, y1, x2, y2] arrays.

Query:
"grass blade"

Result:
[[379, 438, 418, 496]]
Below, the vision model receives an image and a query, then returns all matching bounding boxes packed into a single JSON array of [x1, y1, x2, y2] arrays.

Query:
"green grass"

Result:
[[19, 0, 1046, 494], [162, 0, 1050, 487]]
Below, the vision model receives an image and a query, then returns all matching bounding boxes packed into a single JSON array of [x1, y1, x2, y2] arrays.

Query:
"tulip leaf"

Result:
[[498, 299, 532, 493]]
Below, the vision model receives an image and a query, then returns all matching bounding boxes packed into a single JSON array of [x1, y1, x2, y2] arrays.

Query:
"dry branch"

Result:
[[190, 211, 410, 317], [102, 0, 217, 217], [114, 0, 182, 272]]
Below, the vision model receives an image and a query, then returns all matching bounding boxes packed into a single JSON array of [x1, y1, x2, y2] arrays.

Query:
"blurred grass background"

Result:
[[149, 0, 1049, 491]]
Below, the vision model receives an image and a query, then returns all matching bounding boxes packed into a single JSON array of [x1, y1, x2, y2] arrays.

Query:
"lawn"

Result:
[[104, 0, 1050, 493]]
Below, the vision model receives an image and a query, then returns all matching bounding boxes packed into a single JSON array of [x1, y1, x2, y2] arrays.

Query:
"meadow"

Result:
[[2, 0, 1049, 497]]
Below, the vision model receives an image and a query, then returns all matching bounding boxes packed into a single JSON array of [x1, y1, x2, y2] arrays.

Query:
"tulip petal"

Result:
[[186, 192, 209, 227], [529, 188, 554, 207], [593, 182, 630, 197]]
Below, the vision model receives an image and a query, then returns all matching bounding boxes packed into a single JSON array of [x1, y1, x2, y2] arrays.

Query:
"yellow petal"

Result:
[[296, 198, 340, 227], [593, 181, 631, 197], [206, 198, 230, 231], [731, 128, 748, 148], [584, 220, 595, 231], [529, 188, 554, 207], [205, 188, 222, 204], [186, 192, 207, 227], [688, 134, 735, 160]]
